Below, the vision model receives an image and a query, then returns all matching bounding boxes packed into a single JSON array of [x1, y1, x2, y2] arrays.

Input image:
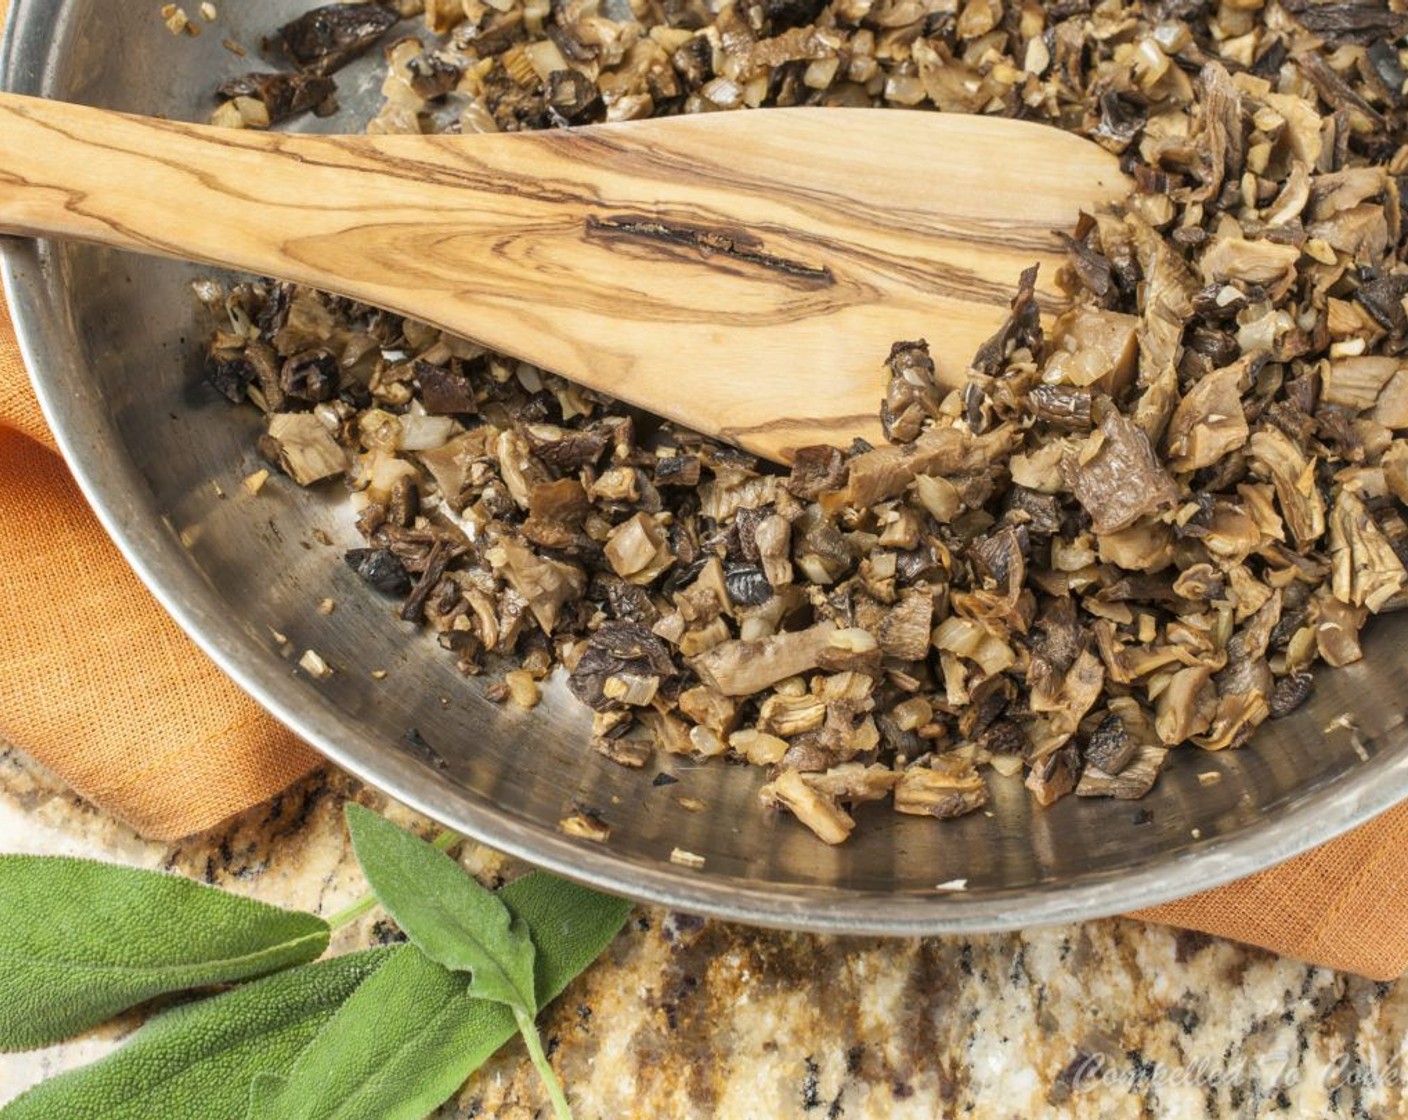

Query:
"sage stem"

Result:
[[514, 1006, 573, 1120]]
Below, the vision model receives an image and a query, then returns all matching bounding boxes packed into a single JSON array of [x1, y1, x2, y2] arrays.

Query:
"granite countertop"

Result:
[[1, 745, 1405, 1119]]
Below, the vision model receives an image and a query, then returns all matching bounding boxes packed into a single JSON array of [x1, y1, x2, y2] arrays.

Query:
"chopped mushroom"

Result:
[[1323, 357, 1401, 412], [1162, 361, 1250, 473], [567, 621, 676, 711], [881, 340, 942, 443], [842, 425, 1022, 507], [1316, 595, 1368, 667], [1042, 307, 1139, 395], [787, 445, 847, 498], [1028, 385, 1093, 431], [690, 622, 836, 697], [1248, 428, 1325, 549], [604, 512, 674, 584], [261, 413, 348, 485], [491, 537, 585, 634], [1195, 692, 1270, 752], [893, 764, 988, 820], [1066, 413, 1179, 534], [523, 479, 589, 551], [758, 693, 826, 737], [345, 547, 411, 595], [274, 3, 397, 75], [205, 0, 1408, 847], [761, 769, 854, 845], [971, 265, 1041, 377], [1374, 370, 1408, 430], [1076, 745, 1168, 799], [1025, 742, 1081, 806], [803, 763, 903, 803], [877, 590, 932, 661], [1154, 666, 1218, 745], [1270, 672, 1314, 718], [677, 685, 738, 735], [1084, 712, 1137, 775], [754, 514, 793, 589], [216, 71, 336, 125], [1096, 520, 1174, 573], [1329, 490, 1408, 612], [1199, 237, 1300, 288]]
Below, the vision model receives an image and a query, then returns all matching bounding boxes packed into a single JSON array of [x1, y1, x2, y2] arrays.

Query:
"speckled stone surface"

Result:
[[1, 744, 1406, 1119]]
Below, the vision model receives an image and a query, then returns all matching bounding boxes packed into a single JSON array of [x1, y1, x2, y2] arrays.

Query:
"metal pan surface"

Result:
[[4, 0, 1406, 933]]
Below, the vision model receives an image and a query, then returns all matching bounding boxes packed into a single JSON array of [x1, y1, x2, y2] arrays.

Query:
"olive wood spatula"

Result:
[[0, 92, 1127, 463]]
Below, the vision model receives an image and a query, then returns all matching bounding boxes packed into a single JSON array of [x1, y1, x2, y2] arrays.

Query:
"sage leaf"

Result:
[[246, 948, 479, 1120], [0, 856, 330, 1051], [248, 872, 630, 1120], [0, 949, 392, 1120], [344, 804, 536, 1013]]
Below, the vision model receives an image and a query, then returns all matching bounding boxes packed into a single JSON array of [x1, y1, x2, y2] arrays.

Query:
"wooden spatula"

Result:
[[0, 92, 1127, 462]]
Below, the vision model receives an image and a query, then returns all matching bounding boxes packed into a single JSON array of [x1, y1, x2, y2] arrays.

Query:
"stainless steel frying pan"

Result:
[[4, 0, 1406, 932]]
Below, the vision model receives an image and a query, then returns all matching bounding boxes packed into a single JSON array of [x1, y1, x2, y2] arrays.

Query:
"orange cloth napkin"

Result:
[[5, 287, 1408, 979], [0, 284, 322, 836]]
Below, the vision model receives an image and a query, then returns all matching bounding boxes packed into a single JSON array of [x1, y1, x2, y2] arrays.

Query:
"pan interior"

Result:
[[3, 0, 1406, 932]]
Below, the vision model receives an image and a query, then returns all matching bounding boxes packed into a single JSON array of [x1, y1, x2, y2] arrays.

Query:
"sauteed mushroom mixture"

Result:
[[203, 0, 1408, 844]]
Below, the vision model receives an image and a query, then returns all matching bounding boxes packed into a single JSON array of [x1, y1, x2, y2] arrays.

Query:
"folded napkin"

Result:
[[0, 285, 322, 836]]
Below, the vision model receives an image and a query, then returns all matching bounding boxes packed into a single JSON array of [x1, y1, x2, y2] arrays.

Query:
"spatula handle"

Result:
[[0, 91, 530, 279]]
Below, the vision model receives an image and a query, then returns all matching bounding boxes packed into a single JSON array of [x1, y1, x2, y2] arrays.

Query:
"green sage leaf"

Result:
[[246, 947, 481, 1120], [248, 872, 630, 1120], [0, 949, 392, 1120], [344, 804, 536, 1013], [0, 856, 330, 1050]]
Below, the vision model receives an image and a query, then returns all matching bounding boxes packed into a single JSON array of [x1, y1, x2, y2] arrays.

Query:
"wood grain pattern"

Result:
[[0, 93, 1128, 462]]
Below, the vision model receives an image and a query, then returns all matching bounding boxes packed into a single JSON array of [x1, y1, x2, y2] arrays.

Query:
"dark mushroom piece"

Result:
[[546, 70, 602, 125], [567, 621, 677, 711], [880, 339, 942, 444], [1025, 742, 1082, 807], [787, 445, 847, 498], [407, 52, 465, 100], [280, 349, 341, 403], [216, 72, 337, 125], [206, 350, 255, 404], [1076, 745, 1168, 799], [1027, 385, 1093, 431], [970, 265, 1042, 377], [1066, 413, 1180, 535], [1084, 712, 1137, 775], [274, 4, 399, 76], [415, 361, 477, 415], [345, 547, 412, 596]]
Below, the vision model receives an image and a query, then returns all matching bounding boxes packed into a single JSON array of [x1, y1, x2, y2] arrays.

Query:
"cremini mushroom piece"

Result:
[[1155, 667, 1218, 746], [760, 769, 855, 845], [894, 765, 989, 820], [1042, 307, 1139, 395], [263, 413, 349, 486], [690, 622, 837, 698]]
